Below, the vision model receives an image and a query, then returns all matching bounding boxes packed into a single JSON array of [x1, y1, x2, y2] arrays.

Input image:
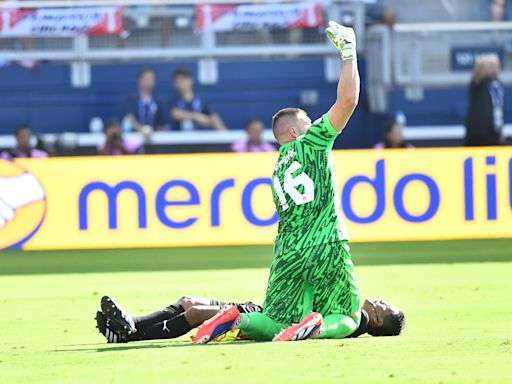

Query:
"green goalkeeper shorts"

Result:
[[263, 241, 360, 325]]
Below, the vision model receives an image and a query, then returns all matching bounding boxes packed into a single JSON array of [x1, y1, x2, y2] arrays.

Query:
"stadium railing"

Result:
[[2, 2, 511, 148], [2, 124, 510, 155], [0, 130, 278, 156], [0, 0, 367, 87], [0, 0, 370, 152], [367, 21, 512, 112]]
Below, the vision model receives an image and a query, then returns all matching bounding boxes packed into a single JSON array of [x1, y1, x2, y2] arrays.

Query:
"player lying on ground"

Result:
[[95, 295, 405, 343], [95, 295, 260, 343], [193, 21, 366, 344]]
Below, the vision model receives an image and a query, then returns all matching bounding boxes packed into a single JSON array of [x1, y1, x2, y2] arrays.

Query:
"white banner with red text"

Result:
[[0, 7, 122, 37], [196, 2, 323, 31]]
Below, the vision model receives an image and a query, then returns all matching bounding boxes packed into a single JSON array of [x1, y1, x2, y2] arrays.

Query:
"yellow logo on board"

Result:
[[0, 160, 46, 249]]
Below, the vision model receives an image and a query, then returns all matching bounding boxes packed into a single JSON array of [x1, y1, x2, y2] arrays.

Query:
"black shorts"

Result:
[[209, 299, 262, 314]]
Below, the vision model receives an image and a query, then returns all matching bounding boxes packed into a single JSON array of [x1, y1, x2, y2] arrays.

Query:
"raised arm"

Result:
[[325, 21, 360, 132]]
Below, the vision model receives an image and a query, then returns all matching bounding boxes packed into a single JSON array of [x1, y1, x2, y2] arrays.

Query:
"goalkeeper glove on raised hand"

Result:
[[325, 20, 356, 61]]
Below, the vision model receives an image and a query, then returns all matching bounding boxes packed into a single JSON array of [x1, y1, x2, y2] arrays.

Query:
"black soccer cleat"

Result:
[[95, 311, 126, 343], [100, 296, 137, 336]]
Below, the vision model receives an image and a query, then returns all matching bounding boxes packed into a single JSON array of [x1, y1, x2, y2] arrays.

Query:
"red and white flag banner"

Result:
[[0, 7, 123, 37], [196, 2, 323, 31]]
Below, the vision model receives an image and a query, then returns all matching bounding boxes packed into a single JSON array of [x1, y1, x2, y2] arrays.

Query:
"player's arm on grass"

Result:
[[326, 21, 360, 132]]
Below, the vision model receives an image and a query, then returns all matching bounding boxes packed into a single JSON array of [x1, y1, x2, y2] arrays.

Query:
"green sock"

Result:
[[239, 313, 287, 341], [318, 313, 360, 339]]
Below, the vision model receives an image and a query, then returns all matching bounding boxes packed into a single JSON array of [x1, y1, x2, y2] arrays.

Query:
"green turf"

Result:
[[2, 238, 512, 275], [1, 240, 512, 383]]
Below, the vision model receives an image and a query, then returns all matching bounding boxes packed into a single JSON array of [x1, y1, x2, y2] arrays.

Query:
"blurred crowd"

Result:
[[0, 1, 509, 160], [121, 67, 227, 136], [1, 66, 279, 159], [1, 53, 507, 160]]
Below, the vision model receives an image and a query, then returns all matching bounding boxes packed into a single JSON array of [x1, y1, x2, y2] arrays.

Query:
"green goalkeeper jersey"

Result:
[[271, 114, 348, 254]]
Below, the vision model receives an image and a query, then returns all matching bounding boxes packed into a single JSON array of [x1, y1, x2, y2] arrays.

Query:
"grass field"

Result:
[[1, 239, 511, 383]]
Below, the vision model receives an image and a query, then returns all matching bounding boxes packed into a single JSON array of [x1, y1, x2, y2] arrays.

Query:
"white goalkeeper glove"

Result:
[[325, 20, 356, 61]]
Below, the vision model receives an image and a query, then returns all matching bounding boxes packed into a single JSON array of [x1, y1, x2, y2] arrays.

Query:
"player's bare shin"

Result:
[[185, 305, 222, 327]]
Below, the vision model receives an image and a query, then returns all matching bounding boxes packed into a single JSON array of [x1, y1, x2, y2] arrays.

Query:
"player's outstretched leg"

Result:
[[192, 305, 241, 345], [101, 296, 137, 336], [272, 312, 323, 342]]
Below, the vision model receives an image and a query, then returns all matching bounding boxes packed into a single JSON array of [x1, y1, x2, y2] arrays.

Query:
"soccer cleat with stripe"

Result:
[[272, 312, 323, 342], [95, 311, 126, 343], [100, 295, 136, 336], [192, 305, 241, 345]]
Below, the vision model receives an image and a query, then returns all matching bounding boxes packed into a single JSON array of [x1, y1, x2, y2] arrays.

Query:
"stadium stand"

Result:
[[0, 58, 383, 152], [387, 0, 488, 23], [0, 0, 510, 154]]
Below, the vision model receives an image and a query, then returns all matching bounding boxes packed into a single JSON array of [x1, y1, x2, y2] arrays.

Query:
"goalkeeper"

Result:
[[194, 21, 364, 344]]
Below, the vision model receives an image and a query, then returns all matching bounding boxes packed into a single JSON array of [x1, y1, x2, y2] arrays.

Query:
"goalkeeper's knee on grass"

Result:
[[238, 313, 287, 341], [316, 312, 361, 339]]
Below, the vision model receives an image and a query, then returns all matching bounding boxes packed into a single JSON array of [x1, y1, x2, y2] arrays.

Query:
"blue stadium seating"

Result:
[[0, 59, 337, 133], [0, 58, 377, 148], [0, 58, 510, 149]]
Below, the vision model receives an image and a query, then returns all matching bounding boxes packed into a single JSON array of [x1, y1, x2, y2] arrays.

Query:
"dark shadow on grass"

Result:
[[53, 340, 258, 353], [2, 239, 512, 276]]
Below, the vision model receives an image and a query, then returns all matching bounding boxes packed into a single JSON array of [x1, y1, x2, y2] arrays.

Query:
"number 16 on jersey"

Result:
[[273, 161, 315, 211]]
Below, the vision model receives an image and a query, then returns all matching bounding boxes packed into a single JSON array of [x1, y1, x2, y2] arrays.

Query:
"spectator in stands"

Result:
[[465, 55, 506, 146], [1, 125, 48, 160], [374, 120, 414, 149], [98, 119, 144, 156], [170, 69, 227, 131], [366, 0, 396, 27], [231, 119, 276, 153], [490, 0, 506, 21], [124, 68, 166, 136]]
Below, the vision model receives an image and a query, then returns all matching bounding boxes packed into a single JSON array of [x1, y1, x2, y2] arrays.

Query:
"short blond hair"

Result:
[[271, 107, 306, 140]]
